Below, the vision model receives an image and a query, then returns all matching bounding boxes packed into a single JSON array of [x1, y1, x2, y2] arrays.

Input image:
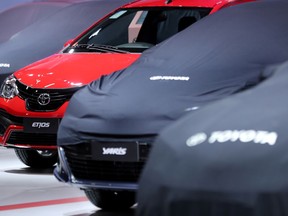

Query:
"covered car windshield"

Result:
[[65, 7, 211, 53]]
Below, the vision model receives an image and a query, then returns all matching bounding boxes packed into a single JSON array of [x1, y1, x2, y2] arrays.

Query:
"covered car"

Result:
[[0, 0, 101, 12], [0, 1, 71, 44], [55, 0, 288, 211], [0, 0, 131, 83], [0, 0, 34, 12], [137, 60, 288, 216]]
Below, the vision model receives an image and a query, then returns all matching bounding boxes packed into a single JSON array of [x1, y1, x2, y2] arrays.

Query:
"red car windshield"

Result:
[[65, 7, 212, 53]]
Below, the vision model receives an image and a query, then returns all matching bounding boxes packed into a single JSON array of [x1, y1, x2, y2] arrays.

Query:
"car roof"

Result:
[[122, 0, 255, 14], [124, 0, 218, 7], [124, 0, 242, 8]]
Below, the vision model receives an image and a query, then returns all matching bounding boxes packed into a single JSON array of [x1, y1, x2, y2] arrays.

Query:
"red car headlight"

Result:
[[0, 75, 19, 99]]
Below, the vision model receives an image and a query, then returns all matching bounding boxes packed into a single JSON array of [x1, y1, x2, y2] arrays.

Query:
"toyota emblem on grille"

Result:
[[37, 93, 51, 106]]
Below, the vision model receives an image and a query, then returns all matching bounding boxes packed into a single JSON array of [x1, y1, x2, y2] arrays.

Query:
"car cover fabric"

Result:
[[58, 1, 288, 146], [0, 0, 34, 12], [136, 59, 288, 216], [0, 2, 69, 44], [0, 0, 131, 84]]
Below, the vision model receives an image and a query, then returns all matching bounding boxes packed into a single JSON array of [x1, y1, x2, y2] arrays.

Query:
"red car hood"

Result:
[[14, 53, 140, 89]]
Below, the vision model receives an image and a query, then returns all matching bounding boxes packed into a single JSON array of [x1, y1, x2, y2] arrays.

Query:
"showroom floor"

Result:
[[0, 146, 136, 216]]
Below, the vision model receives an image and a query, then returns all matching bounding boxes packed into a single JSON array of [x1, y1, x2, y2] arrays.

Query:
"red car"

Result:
[[0, 0, 253, 169]]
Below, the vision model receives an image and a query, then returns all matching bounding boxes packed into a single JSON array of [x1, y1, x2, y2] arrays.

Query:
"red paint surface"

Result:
[[0, 196, 88, 211]]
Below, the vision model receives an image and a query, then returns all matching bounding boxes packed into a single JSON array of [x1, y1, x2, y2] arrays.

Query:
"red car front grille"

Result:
[[7, 131, 57, 146], [16, 80, 82, 112]]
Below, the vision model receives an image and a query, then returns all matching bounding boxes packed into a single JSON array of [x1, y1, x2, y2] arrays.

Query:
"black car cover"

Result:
[[0, 0, 34, 12], [136, 59, 288, 216], [58, 0, 288, 146], [0, 1, 71, 45], [0, 0, 131, 83]]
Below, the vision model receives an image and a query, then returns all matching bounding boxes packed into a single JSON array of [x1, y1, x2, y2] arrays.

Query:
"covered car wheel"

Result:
[[14, 149, 58, 168], [84, 189, 136, 210]]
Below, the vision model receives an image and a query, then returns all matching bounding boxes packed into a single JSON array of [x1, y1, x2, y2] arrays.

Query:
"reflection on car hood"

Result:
[[14, 53, 140, 88]]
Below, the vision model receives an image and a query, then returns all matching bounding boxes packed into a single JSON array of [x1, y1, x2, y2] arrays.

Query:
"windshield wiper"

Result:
[[72, 44, 130, 54]]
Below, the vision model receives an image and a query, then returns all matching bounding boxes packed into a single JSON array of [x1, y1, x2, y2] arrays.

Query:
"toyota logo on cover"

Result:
[[37, 93, 51, 106]]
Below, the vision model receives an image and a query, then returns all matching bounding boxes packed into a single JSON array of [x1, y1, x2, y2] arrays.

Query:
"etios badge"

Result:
[[37, 93, 51, 106]]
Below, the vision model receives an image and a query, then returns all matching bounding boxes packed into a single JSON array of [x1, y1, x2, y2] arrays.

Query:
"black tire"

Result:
[[84, 189, 136, 211], [14, 149, 58, 168]]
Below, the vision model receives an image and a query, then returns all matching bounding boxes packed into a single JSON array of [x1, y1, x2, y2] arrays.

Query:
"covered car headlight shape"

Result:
[[0, 75, 19, 99]]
